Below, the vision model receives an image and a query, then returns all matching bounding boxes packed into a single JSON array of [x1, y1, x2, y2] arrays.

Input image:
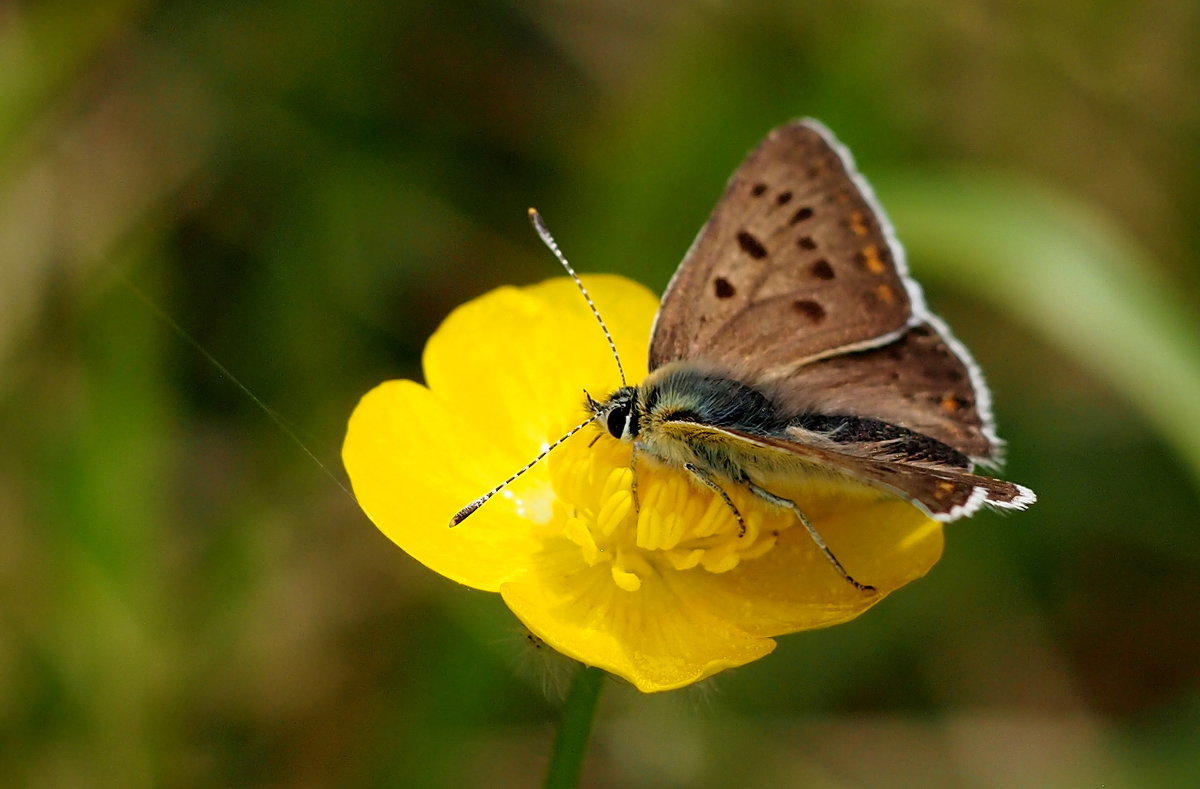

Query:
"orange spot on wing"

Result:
[[859, 244, 886, 274], [849, 211, 869, 237], [941, 395, 961, 412], [874, 283, 896, 304]]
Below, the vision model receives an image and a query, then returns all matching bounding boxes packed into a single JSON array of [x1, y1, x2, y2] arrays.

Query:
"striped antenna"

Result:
[[449, 413, 599, 527], [528, 208, 627, 387]]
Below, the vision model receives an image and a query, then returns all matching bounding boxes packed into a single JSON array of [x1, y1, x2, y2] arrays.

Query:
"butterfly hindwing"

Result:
[[766, 321, 998, 462]]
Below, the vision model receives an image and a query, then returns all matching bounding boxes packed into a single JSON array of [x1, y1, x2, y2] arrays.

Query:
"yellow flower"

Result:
[[343, 275, 943, 693]]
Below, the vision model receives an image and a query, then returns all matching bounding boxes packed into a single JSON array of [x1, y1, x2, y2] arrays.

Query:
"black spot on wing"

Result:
[[736, 231, 768, 259], [810, 259, 834, 280], [790, 206, 814, 224], [792, 299, 826, 323]]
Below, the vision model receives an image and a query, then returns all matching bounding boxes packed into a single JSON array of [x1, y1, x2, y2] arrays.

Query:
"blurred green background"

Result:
[[2, 1, 1198, 787]]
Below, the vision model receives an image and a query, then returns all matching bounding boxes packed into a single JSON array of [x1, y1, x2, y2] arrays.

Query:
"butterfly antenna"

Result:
[[528, 208, 627, 387], [450, 413, 599, 527]]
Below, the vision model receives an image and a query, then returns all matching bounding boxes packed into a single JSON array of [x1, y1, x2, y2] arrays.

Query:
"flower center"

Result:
[[548, 431, 785, 591]]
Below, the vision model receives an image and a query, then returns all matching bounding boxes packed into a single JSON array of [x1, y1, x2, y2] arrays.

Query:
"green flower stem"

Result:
[[543, 664, 606, 789]]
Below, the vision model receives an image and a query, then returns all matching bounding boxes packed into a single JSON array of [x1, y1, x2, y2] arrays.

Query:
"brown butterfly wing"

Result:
[[768, 321, 998, 462], [650, 119, 1001, 463], [722, 427, 1034, 522], [649, 120, 915, 373]]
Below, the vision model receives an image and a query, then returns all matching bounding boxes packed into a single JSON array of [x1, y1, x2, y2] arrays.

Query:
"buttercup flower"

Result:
[[343, 275, 943, 693]]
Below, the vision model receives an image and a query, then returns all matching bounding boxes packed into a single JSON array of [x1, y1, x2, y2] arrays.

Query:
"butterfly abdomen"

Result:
[[788, 413, 971, 469]]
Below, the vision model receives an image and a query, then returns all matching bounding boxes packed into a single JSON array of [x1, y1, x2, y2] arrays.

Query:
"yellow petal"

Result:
[[343, 379, 543, 589], [423, 276, 656, 458], [342, 276, 658, 591], [681, 487, 943, 638], [500, 541, 775, 693]]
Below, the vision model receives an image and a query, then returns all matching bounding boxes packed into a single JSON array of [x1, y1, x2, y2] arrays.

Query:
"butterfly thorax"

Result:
[[636, 364, 791, 434], [588, 365, 782, 478]]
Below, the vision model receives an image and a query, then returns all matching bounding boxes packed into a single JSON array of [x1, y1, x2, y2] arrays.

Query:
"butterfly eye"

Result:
[[605, 404, 630, 439]]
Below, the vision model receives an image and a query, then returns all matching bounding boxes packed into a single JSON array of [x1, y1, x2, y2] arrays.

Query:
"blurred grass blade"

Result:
[[880, 171, 1200, 490]]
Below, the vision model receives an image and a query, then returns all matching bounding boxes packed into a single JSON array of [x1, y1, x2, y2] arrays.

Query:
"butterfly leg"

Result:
[[743, 481, 876, 593], [630, 443, 641, 514], [683, 463, 747, 537]]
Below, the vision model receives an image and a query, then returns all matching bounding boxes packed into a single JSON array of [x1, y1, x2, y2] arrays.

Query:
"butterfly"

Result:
[[456, 120, 1036, 591]]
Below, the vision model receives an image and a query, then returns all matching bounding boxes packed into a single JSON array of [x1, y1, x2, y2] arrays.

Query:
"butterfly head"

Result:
[[587, 387, 640, 441]]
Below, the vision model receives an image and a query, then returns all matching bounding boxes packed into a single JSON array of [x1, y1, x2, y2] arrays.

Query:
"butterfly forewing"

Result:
[[650, 121, 915, 374], [650, 119, 1002, 463]]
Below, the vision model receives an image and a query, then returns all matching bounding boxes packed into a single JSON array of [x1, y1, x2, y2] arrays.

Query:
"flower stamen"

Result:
[[550, 435, 788, 587]]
